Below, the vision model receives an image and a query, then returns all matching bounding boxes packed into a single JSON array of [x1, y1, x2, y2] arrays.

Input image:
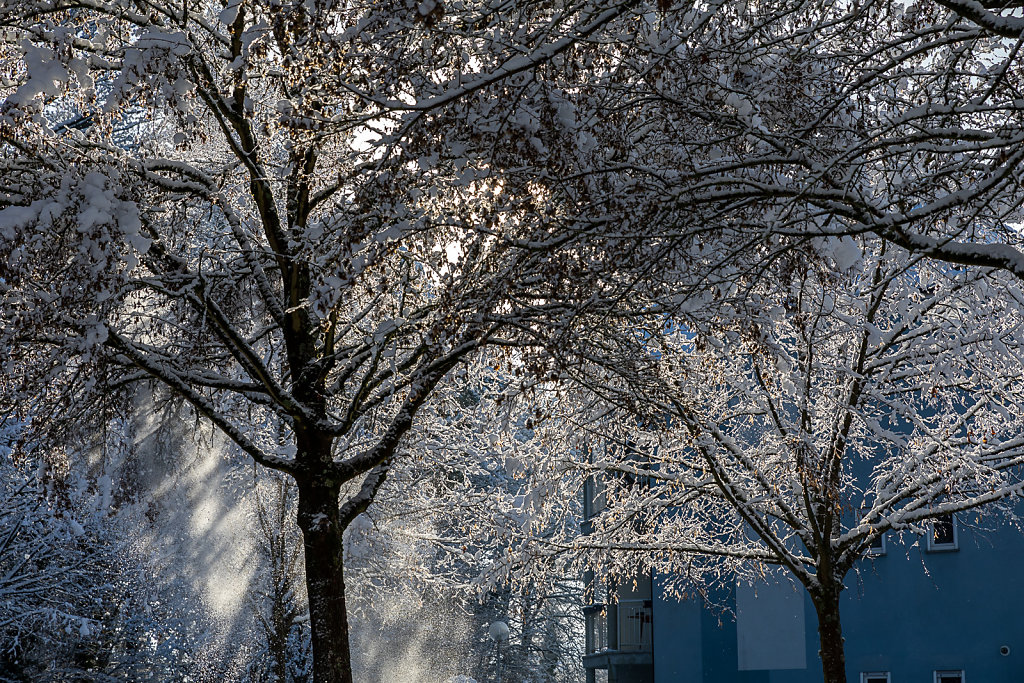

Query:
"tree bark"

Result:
[[811, 584, 848, 683], [297, 475, 352, 683]]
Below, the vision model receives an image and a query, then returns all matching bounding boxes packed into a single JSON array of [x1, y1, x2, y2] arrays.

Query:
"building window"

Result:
[[583, 472, 606, 521], [927, 513, 958, 552], [861, 673, 890, 683], [866, 532, 886, 556], [934, 671, 964, 683]]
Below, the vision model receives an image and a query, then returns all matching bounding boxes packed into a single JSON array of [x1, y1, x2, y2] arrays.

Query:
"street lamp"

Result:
[[488, 620, 509, 683]]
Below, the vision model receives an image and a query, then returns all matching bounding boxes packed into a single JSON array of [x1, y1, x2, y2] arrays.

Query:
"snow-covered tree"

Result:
[[475, 0, 1024, 301], [12, 1, 1024, 681], [0, 0, 652, 679], [0, 414, 228, 681], [0, 453, 109, 678], [526, 240, 1024, 683]]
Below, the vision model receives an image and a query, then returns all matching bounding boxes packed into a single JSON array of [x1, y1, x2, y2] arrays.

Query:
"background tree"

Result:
[[0, 448, 114, 679], [246, 471, 311, 683], [334, 376, 587, 683]]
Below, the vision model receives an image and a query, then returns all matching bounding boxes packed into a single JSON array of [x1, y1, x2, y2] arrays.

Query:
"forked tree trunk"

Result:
[[297, 475, 353, 683], [811, 583, 848, 683]]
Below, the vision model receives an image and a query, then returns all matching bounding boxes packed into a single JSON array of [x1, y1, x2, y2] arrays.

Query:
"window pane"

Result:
[[932, 514, 955, 546]]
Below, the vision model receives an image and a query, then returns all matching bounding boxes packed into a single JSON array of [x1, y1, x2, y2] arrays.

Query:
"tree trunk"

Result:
[[811, 584, 848, 683], [297, 476, 353, 683]]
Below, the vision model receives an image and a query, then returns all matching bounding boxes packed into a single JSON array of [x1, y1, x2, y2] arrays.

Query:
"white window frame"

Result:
[[866, 532, 886, 556], [861, 672, 890, 683], [927, 513, 959, 552], [934, 670, 964, 683]]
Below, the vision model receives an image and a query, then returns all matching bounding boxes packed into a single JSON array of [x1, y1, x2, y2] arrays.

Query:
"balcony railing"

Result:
[[585, 599, 653, 655], [618, 599, 652, 651]]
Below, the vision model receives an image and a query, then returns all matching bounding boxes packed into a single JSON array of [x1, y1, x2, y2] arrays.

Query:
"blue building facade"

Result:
[[584, 511, 1024, 683]]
